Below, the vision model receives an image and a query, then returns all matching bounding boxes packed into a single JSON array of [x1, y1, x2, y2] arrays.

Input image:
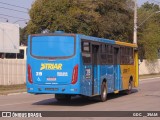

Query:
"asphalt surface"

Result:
[[0, 77, 160, 120]]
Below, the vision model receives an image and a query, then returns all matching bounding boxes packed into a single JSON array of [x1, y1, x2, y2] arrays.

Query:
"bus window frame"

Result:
[[81, 39, 135, 66], [81, 40, 101, 65], [81, 39, 92, 65]]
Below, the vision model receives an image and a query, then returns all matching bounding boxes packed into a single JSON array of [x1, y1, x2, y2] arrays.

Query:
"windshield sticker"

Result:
[[40, 63, 62, 70], [37, 77, 41, 81], [85, 68, 91, 79]]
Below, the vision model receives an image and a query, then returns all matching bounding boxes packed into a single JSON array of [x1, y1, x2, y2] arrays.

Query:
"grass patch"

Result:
[[0, 84, 26, 92]]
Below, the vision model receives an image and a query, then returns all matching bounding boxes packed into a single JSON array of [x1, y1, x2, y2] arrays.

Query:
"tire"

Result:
[[98, 82, 107, 102], [55, 94, 71, 102], [126, 80, 133, 94]]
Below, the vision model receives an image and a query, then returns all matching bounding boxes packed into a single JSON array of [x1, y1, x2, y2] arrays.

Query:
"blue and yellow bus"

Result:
[[27, 31, 138, 102]]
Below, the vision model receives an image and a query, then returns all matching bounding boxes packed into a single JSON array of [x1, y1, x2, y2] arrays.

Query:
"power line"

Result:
[[13, 19, 28, 24], [0, 6, 28, 14], [0, 16, 9, 22], [0, 1, 29, 10], [0, 16, 8, 20], [0, 13, 29, 20]]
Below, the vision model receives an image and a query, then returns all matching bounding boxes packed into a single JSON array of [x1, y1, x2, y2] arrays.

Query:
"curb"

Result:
[[139, 77, 160, 81], [7, 92, 27, 96]]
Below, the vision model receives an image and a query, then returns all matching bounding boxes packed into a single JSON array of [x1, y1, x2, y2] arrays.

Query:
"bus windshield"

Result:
[[31, 36, 75, 58]]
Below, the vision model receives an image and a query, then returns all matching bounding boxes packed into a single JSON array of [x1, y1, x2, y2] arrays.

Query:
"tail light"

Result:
[[27, 64, 33, 84], [71, 64, 78, 84]]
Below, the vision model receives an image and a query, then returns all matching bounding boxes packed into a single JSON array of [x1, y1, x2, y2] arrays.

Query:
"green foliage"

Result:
[[26, 0, 134, 42], [141, 1, 159, 11], [140, 22, 160, 60], [20, 27, 27, 44], [138, 2, 160, 60]]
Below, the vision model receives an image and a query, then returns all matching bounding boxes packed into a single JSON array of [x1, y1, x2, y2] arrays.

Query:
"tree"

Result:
[[141, 1, 159, 11], [26, 0, 134, 42], [20, 27, 28, 45], [138, 2, 160, 60]]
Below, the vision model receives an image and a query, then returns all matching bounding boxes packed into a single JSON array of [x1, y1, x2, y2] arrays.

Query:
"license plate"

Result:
[[47, 77, 56, 81]]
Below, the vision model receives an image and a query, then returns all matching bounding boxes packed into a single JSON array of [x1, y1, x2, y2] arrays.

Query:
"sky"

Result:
[[0, 0, 158, 28], [0, 0, 34, 28], [138, 0, 160, 6], [138, 0, 149, 6]]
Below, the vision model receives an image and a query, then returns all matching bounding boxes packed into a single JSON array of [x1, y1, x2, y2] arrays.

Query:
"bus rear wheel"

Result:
[[126, 80, 133, 94], [98, 82, 107, 102], [55, 94, 71, 102]]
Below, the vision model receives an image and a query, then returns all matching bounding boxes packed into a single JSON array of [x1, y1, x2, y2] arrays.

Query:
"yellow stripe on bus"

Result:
[[115, 41, 137, 47]]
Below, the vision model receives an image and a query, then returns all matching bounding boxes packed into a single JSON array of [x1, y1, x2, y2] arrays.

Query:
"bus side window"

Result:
[[100, 44, 107, 64], [81, 41, 91, 64], [107, 45, 113, 64], [121, 47, 125, 64], [17, 50, 24, 59], [82, 41, 90, 52], [125, 47, 129, 64], [129, 48, 134, 64], [120, 47, 134, 65], [82, 53, 91, 64]]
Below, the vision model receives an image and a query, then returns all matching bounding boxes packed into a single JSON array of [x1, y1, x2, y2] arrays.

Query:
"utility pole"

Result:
[[133, 0, 137, 44]]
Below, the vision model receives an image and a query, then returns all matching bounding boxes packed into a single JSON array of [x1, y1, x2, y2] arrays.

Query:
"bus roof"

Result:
[[30, 32, 137, 48], [80, 34, 137, 48]]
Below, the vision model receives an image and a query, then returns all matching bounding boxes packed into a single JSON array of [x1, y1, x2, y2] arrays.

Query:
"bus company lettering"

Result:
[[40, 63, 62, 70]]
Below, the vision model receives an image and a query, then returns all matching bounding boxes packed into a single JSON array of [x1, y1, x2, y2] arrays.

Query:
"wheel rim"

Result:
[[128, 82, 132, 90], [102, 85, 107, 99]]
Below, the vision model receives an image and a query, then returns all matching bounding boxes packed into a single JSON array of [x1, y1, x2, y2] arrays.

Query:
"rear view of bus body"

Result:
[[26, 32, 138, 102]]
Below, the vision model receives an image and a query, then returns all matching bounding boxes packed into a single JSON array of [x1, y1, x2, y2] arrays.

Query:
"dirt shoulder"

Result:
[[0, 84, 26, 95]]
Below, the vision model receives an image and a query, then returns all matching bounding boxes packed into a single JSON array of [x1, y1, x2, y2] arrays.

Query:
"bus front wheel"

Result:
[[55, 94, 71, 102], [98, 82, 107, 102]]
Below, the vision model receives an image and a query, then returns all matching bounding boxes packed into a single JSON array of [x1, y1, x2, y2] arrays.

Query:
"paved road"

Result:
[[0, 77, 160, 120]]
